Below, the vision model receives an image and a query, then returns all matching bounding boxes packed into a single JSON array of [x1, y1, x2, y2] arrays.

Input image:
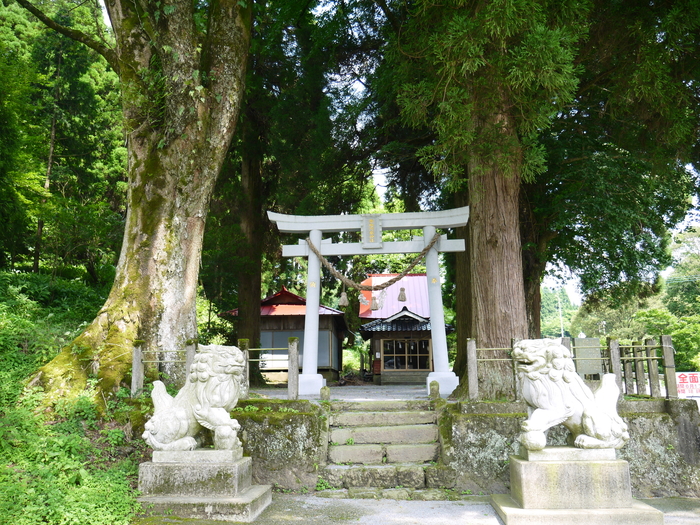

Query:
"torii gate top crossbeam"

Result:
[[267, 206, 469, 233]]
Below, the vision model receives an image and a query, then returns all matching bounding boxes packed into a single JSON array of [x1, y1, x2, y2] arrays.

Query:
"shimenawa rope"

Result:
[[305, 232, 441, 292]]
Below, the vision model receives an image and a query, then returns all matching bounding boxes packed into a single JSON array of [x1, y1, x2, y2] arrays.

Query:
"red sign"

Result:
[[677, 372, 700, 397]]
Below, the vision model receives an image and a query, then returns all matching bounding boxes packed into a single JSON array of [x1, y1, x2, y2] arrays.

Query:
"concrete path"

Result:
[[138, 493, 700, 524]]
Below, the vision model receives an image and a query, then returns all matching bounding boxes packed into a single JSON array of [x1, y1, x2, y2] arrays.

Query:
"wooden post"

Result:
[[511, 338, 520, 401], [608, 339, 622, 391], [633, 341, 648, 395], [238, 339, 250, 399], [645, 338, 661, 398], [131, 344, 144, 397], [661, 335, 678, 399], [622, 345, 634, 396], [288, 337, 299, 400], [466, 338, 479, 400]]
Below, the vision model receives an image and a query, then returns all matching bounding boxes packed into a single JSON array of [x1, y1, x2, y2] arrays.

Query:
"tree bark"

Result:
[[452, 114, 528, 400], [520, 181, 558, 338], [25, 0, 252, 406]]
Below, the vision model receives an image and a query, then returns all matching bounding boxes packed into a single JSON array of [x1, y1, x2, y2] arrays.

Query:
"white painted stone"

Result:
[[142, 344, 245, 453], [513, 339, 629, 451], [298, 373, 326, 396]]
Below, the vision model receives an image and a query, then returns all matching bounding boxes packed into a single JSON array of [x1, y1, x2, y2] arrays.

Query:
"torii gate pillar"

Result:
[[268, 206, 469, 397], [423, 225, 460, 396], [300, 228, 326, 395]]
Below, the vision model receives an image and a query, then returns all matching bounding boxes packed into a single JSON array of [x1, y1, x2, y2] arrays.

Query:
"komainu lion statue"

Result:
[[142, 344, 246, 451], [513, 339, 629, 451]]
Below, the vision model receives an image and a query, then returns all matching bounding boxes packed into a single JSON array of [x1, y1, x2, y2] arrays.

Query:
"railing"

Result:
[[238, 338, 300, 400], [466, 336, 678, 401]]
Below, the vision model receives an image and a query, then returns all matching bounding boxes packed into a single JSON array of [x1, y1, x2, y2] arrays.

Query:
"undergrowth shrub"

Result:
[[0, 271, 143, 524]]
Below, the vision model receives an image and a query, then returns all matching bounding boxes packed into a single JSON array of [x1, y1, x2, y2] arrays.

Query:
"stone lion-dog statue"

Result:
[[513, 339, 629, 451], [142, 344, 246, 451]]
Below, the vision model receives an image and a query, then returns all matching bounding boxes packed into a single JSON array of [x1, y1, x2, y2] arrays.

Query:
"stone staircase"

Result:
[[319, 399, 441, 491]]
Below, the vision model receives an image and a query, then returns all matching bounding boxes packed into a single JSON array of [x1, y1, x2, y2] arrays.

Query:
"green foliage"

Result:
[[393, 0, 590, 183], [664, 255, 700, 318], [0, 2, 126, 276], [0, 271, 106, 406], [0, 398, 141, 525], [540, 287, 577, 338], [634, 308, 700, 371], [0, 268, 145, 524], [315, 476, 335, 491]]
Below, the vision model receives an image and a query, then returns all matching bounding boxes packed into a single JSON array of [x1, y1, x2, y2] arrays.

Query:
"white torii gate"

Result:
[[267, 206, 469, 397]]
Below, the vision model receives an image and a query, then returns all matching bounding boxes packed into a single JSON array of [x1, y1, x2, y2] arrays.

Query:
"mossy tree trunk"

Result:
[[18, 0, 252, 406]]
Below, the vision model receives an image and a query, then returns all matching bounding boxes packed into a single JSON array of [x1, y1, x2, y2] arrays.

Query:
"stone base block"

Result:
[[510, 454, 632, 509], [491, 494, 664, 525], [138, 484, 272, 523], [138, 456, 252, 497], [298, 373, 326, 396], [426, 371, 459, 397], [152, 448, 243, 463]]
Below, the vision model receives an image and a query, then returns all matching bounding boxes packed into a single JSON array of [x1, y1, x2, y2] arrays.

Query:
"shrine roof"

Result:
[[359, 306, 453, 340], [222, 286, 344, 317], [359, 274, 430, 319]]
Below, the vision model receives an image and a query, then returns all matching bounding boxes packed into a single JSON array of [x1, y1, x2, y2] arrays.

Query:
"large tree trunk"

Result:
[[520, 181, 558, 338], [27, 0, 252, 407], [452, 188, 470, 378], [237, 150, 268, 385], [452, 114, 528, 400]]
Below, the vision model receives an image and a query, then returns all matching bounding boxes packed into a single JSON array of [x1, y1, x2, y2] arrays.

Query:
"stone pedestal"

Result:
[[138, 450, 271, 522], [426, 371, 459, 397], [491, 446, 663, 525]]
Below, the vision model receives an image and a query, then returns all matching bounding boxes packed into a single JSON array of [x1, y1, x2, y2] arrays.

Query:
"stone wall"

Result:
[[232, 398, 700, 497], [234, 399, 329, 491], [442, 399, 700, 498]]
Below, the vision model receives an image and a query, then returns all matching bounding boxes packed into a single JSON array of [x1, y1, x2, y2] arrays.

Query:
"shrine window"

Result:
[[382, 339, 431, 371]]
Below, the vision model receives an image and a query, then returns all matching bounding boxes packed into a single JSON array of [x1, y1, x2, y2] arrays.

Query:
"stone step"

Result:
[[330, 410, 436, 427], [328, 444, 383, 464], [315, 487, 492, 501], [328, 443, 439, 465], [386, 443, 439, 463], [330, 400, 432, 412], [320, 464, 427, 489], [138, 484, 272, 523], [331, 424, 438, 445]]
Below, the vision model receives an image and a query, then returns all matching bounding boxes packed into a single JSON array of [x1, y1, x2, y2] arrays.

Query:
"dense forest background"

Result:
[[1, 0, 699, 522]]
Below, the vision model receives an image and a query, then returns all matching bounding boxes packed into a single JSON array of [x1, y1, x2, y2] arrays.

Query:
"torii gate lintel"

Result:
[[267, 207, 469, 397]]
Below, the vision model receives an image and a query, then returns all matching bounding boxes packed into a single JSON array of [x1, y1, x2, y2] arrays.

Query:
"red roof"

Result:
[[359, 274, 430, 319], [223, 286, 344, 317]]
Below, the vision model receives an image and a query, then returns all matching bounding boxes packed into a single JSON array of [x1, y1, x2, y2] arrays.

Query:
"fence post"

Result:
[[633, 340, 648, 395], [561, 337, 571, 351], [661, 335, 677, 399], [645, 338, 661, 398], [622, 345, 634, 395], [608, 338, 622, 390], [288, 337, 299, 400], [131, 344, 144, 397], [466, 338, 478, 400], [238, 338, 250, 399]]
